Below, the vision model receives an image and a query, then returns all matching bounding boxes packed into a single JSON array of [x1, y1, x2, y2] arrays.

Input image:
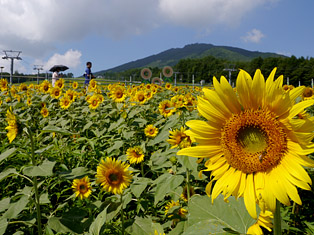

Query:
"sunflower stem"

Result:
[[120, 194, 125, 235], [27, 127, 42, 235], [186, 169, 191, 202], [141, 161, 144, 177], [273, 200, 281, 235]]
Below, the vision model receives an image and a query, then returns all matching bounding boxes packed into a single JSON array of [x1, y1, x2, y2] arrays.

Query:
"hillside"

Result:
[[96, 43, 286, 74]]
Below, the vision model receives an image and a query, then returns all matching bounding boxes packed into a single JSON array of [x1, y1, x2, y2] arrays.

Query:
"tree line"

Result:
[[112, 55, 314, 86]]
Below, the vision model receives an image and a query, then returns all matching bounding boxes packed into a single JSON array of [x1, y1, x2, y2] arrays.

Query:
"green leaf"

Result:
[[47, 217, 75, 234], [106, 141, 123, 154], [34, 145, 54, 154], [130, 177, 150, 198], [89, 205, 109, 235], [153, 173, 184, 205], [0, 148, 17, 163], [58, 167, 91, 180], [0, 168, 17, 181], [2, 195, 29, 219], [39, 193, 50, 204], [183, 195, 257, 235], [23, 160, 56, 177], [0, 218, 8, 235], [126, 216, 153, 235], [0, 198, 10, 213], [42, 125, 73, 135], [83, 121, 94, 132]]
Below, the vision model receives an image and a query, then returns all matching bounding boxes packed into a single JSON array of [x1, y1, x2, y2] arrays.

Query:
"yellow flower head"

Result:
[[134, 90, 147, 104], [165, 82, 172, 90], [50, 87, 62, 99], [302, 86, 314, 100], [65, 89, 76, 102], [110, 86, 126, 103], [5, 108, 18, 143], [41, 80, 51, 93], [55, 78, 65, 89], [26, 98, 32, 106], [96, 157, 133, 194], [0, 78, 8, 91], [126, 146, 145, 164], [40, 107, 49, 118], [72, 81, 79, 89], [177, 68, 314, 219], [144, 124, 159, 138], [158, 100, 176, 118], [18, 83, 28, 92], [59, 95, 72, 109], [88, 95, 101, 109], [167, 127, 192, 149], [72, 176, 92, 200], [164, 200, 180, 215]]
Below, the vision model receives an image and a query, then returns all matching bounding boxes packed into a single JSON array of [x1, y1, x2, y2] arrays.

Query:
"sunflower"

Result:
[[96, 157, 133, 194], [26, 98, 32, 106], [164, 200, 180, 215], [19, 83, 28, 92], [165, 82, 172, 90], [5, 108, 18, 143], [177, 68, 314, 219], [302, 87, 314, 100], [158, 100, 176, 117], [88, 95, 101, 109], [134, 90, 147, 104], [55, 78, 65, 89], [41, 80, 51, 93], [40, 107, 49, 118], [144, 124, 159, 138], [126, 146, 145, 164], [72, 176, 92, 200], [65, 89, 76, 102], [180, 185, 195, 202], [167, 127, 192, 149], [247, 210, 273, 235], [0, 78, 8, 91], [50, 87, 62, 99], [111, 86, 126, 103], [88, 79, 97, 92], [72, 81, 79, 89], [59, 95, 72, 109]]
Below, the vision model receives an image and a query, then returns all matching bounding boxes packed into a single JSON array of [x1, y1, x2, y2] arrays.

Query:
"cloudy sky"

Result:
[[0, 0, 313, 77]]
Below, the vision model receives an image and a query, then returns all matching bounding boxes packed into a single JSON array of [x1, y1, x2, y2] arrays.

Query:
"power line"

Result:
[[2, 50, 22, 84]]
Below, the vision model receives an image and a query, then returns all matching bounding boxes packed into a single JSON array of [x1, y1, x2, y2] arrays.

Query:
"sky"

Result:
[[0, 0, 314, 77]]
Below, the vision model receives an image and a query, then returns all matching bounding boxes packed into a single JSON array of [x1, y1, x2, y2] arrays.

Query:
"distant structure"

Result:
[[2, 50, 22, 84]]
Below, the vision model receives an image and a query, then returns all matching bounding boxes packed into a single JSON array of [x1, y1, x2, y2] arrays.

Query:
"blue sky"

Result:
[[0, 0, 313, 77]]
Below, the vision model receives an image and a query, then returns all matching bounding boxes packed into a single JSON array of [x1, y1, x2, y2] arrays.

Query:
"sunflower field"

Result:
[[1, 68, 314, 235]]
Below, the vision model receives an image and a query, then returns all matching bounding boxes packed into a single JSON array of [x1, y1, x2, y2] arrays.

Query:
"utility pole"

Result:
[[223, 67, 237, 85], [2, 50, 22, 84], [0, 66, 4, 78], [33, 65, 43, 85]]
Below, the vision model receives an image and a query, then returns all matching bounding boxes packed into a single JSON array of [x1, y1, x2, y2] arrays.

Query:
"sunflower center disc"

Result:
[[222, 109, 287, 173]]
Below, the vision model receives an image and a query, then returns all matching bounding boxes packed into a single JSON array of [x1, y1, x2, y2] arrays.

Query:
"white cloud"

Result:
[[158, 0, 276, 31], [242, 29, 265, 43], [42, 49, 82, 71]]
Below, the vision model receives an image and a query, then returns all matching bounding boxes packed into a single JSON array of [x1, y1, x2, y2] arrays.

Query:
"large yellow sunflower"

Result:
[[126, 146, 145, 164], [55, 78, 65, 89], [96, 157, 133, 194], [40, 80, 51, 93], [88, 95, 101, 109], [72, 176, 92, 200], [177, 68, 314, 219]]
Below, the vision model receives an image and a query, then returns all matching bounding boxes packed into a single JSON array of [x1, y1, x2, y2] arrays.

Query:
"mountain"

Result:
[[96, 43, 286, 74]]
